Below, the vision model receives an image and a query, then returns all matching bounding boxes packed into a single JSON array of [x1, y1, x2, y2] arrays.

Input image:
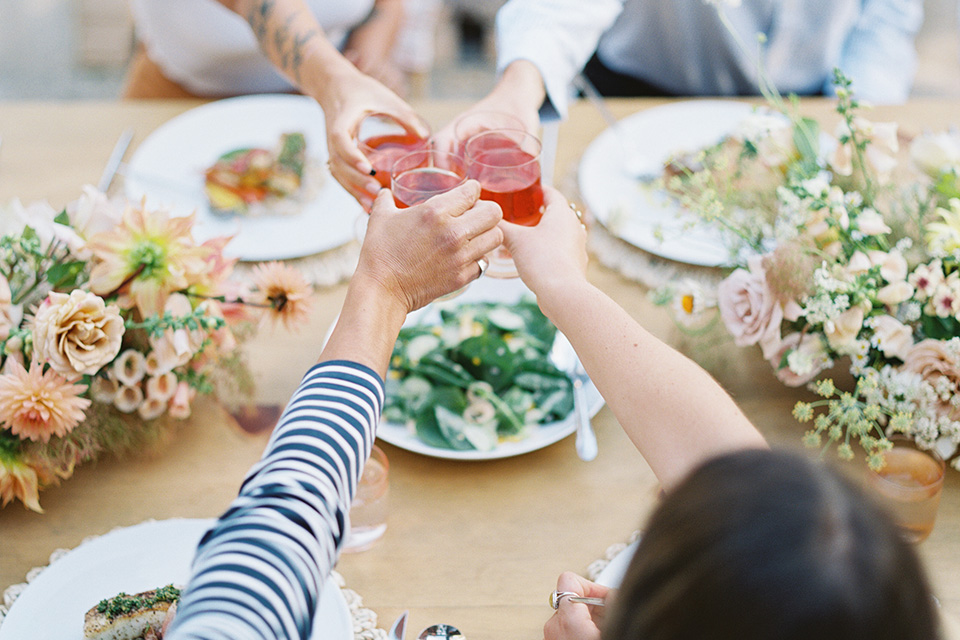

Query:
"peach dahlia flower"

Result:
[[0, 359, 91, 443]]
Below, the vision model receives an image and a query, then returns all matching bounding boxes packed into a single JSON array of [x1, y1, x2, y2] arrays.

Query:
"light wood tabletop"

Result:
[[0, 99, 957, 639]]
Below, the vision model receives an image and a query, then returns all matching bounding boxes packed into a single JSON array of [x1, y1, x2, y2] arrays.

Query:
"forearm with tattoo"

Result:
[[244, 0, 322, 86]]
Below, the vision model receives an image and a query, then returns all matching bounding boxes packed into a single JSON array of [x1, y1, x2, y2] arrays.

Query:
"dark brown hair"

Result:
[[602, 449, 940, 640]]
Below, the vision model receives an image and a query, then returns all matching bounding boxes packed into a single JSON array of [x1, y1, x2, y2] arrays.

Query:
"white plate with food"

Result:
[[378, 277, 604, 460], [578, 100, 758, 267], [124, 94, 361, 261], [0, 518, 352, 640]]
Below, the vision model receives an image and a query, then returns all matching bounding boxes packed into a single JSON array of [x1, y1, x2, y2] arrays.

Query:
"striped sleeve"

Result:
[[166, 360, 385, 640]]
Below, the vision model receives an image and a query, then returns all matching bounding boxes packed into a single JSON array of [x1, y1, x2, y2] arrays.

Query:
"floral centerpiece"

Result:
[[0, 187, 313, 512], [657, 70, 960, 471]]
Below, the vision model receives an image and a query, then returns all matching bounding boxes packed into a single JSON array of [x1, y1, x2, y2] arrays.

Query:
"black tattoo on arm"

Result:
[[247, 0, 320, 86]]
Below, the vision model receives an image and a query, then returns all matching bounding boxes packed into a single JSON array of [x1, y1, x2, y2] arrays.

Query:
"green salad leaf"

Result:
[[386, 299, 573, 451]]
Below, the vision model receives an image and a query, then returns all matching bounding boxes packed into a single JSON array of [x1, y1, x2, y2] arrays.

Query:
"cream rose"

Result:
[[876, 281, 915, 306], [825, 306, 865, 353], [32, 290, 124, 378], [870, 315, 914, 360], [903, 339, 960, 420], [717, 257, 783, 359]]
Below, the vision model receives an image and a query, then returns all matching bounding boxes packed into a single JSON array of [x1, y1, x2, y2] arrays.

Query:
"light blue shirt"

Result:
[[495, 0, 924, 118]]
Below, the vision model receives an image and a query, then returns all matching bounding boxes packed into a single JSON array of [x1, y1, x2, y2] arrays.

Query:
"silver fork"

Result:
[[552, 332, 598, 461]]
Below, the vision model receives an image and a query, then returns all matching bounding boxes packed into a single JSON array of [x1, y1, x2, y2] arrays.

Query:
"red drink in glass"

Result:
[[468, 147, 543, 225], [361, 132, 429, 188]]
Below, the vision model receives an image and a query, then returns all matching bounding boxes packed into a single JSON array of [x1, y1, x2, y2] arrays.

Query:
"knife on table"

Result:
[[389, 610, 408, 640]]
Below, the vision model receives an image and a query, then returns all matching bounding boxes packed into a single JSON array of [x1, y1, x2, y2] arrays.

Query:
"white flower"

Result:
[[114, 384, 144, 413], [825, 306, 865, 354], [910, 260, 944, 299], [671, 279, 717, 328], [0, 274, 23, 343], [112, 349, 147, 387], [876, 281, 915, 306], [910, 131, 960, 178], [868, 315, 914, 360], [145, 372, 178, 403], [137, 396, 167, 421], [868, 249, 908, 284], [857, 208, 892, 237], [64, 185, 124, 241], [830, 117, 899, 184], [846, 251, 873, 276]]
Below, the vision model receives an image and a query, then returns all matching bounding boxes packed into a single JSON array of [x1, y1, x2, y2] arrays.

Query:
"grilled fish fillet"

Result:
[[84, 586, 180, 640]]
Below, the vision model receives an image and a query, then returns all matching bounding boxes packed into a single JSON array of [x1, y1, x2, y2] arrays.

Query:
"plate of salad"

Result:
[[379, 278, 604, 460]]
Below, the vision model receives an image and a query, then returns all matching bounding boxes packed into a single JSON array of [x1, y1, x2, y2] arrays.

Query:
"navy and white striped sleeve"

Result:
[[166, 360, 385, 640]]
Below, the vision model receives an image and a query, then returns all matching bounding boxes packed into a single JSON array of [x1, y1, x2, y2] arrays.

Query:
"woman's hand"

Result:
[[498, 186, 588, 301], [320, 68, 429, 210], [543, 572, 610, 640], [433, 60, 544, 153], [357, 181, 503, 312]]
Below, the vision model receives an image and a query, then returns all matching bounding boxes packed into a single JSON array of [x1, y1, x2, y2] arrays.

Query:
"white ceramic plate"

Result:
[[578, 100, 757, 267], [0, 519, 352, 640], [377, 277, 604, 460], [125, 94, 361, 261], [595, 539, 640, 588]]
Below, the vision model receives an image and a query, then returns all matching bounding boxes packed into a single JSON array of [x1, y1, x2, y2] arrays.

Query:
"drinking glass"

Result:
[[465, 129, 543, 279], [453, 110, 526, 157], [391, 149, 467, 208], [866, 436, 945, 544], [358, 113, 430, 189], [343, 444, 390, 552]]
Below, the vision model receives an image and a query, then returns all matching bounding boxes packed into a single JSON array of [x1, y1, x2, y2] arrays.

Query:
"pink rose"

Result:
[[718, 257, 783, 359], [903, 339, 960, 420]]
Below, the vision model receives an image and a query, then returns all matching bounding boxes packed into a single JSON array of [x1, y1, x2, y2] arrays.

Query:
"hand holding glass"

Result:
[[358, 113, 430, 189]]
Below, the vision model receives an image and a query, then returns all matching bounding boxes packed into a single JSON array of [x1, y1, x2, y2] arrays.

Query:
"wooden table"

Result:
[[1, 99, 958, 639]]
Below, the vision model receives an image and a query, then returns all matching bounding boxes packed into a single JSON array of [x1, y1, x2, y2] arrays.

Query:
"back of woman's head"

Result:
[[602, 448, 939, 640]]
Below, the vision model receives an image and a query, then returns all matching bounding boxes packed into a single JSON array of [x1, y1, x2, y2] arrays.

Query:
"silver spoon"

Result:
[[418, 624, 464, 640]]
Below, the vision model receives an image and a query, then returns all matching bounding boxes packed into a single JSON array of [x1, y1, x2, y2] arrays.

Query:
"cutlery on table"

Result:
[[572, 74, 661, 182], [418, 624, 464, 639], [551, 331, 599, 461], [388, 611, 408, 640], [98, 127, 134, 192]]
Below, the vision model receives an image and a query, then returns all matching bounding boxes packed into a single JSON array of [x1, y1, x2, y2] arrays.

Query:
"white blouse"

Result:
[[130, 0, 376, 96]]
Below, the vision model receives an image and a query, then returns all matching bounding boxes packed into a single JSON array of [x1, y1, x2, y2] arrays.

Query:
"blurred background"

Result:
[[0, 0, 958, 101]]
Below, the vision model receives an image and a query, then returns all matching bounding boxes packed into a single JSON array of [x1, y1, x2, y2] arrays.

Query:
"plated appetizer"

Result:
[[385, 300, 573, 452], [84, 585, 180, 640], [203, 132, 321, 216]]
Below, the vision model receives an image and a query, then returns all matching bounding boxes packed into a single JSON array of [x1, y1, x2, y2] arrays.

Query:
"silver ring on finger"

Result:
[[550, 590, 578, 610], [477, 257, 489, 277]]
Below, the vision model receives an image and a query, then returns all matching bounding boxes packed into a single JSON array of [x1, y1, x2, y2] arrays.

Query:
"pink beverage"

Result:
[[361, 132, 430, 188], [468, 147, 544, 226], [393, 167, 465, 208], [868, 444, 945, 544]]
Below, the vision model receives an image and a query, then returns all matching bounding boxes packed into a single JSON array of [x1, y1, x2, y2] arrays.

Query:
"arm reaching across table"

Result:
[[166, 183, 502, 639], [215, 0, 429, 210], [501, 187, 766, 492]]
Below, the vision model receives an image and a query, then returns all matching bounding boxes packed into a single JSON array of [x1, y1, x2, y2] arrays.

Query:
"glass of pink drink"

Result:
[[392, 149, 471, 299], [358, 113, 430, 189], [866, 436, 945, 544], [391, 149, 467, 208], [453, 111, 526, 158], [465, 129, 543, 279]]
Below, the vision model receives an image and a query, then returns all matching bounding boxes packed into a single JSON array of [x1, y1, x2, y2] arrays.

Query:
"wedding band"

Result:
[[477, 257, 489, 276], [569, 202, 583, 221]]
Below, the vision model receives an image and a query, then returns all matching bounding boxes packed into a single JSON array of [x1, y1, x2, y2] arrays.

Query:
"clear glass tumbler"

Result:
[[343, 444, 390, 552]]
